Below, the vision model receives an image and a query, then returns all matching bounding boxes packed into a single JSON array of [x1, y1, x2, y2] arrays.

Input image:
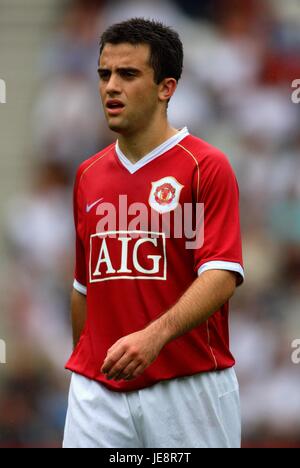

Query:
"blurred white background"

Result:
[[0, 0, 300, 448]]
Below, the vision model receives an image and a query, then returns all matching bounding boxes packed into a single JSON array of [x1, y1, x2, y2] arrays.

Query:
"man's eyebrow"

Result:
[[97, 67, 142, 74]]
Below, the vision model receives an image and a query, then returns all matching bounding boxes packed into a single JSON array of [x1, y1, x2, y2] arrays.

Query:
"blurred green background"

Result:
[[0, 0, 300, 448]]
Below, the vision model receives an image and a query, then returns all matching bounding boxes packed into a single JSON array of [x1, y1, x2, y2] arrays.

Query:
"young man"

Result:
[[63, 18, 245, 449]]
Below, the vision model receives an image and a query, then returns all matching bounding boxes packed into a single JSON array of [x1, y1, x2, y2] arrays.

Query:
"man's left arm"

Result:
[[101, 269, 237, 382]]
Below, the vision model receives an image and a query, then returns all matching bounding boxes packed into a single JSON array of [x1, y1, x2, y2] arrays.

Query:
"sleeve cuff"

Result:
[[198, 261, 245, 286], [73, 279, 87, 296]]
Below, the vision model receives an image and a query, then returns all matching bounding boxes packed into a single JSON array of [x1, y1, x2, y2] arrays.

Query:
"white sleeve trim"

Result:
[[73, 279, 87, 296], [198, 261, 245, 285]]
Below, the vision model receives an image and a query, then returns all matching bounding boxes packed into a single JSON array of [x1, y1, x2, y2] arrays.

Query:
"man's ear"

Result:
[[158, 78, 177, 104]]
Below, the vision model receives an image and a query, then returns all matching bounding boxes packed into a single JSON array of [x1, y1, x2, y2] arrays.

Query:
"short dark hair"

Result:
[[99, 18, 184, 85]]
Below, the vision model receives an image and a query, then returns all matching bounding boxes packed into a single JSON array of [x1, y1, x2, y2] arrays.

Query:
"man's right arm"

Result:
[[71, 289, 87, 349]]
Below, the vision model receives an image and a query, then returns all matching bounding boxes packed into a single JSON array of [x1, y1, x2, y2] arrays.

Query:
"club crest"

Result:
[[149, 177, 184, 214]]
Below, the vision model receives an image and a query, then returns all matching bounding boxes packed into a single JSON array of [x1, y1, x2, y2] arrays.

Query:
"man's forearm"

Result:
[[146, 270, 237, 346]]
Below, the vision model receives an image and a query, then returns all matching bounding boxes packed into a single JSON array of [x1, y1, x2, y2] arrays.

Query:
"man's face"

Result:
[[98, 43, 161, 135]]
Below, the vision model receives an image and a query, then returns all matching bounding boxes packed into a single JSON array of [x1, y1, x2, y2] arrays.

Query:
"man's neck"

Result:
[[118, 120, 179, 164]]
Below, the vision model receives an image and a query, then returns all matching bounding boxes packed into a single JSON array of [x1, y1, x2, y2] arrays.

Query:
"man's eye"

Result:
[[99, 73, 110, 81], [121, 71, 136, 78]]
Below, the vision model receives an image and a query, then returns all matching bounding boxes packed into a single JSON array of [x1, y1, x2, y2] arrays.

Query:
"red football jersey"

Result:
[[66, 128, 244, 392]]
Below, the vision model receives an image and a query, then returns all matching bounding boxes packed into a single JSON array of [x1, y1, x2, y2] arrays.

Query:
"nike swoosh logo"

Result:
[[86, 198, 104, 213]]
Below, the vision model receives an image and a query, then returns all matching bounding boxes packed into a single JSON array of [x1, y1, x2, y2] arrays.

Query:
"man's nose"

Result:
[[106, 74, 122, 94]]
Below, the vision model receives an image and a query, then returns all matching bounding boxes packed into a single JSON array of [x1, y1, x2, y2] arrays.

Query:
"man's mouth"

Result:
[[106, 100, 125, 116]]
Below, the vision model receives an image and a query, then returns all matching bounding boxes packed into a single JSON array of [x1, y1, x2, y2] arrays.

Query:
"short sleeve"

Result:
[[73, 169, 87, 295], [193, 151, 245, 286]]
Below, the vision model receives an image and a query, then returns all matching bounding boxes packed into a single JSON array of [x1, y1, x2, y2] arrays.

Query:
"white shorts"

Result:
[[63, 368, 241, 449]]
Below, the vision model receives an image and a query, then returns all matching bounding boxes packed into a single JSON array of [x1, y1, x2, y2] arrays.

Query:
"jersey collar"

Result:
[[115, 127, 190, 175]]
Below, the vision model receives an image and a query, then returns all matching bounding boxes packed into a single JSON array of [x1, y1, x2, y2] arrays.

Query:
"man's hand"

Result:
[[101, 327, 167, 382]]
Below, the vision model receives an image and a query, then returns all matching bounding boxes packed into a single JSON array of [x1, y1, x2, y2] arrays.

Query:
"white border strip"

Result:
[[198, 261, 245, 285], [73, 279, 87, 296]]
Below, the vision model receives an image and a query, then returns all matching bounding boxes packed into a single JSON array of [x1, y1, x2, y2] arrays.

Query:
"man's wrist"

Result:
[[146, 312, 175, 348]]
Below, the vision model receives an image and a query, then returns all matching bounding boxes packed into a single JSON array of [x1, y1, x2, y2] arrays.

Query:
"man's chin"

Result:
[[107, 120, 128, 135]]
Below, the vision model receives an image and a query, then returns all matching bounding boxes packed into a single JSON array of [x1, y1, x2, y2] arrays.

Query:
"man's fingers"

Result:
[[101, 334, 151, 381], [101, 347, 126, 374], [125, 364, 145, 381], [104, 352, 133, 380], [121, 362, 141, 381]]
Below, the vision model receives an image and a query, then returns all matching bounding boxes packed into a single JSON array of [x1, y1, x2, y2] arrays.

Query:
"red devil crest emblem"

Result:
[[149, 177, 184, 214], [154, 183, 176, 206]]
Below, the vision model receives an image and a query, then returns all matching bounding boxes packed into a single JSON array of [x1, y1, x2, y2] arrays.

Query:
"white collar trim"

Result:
[[115, 127, 190, 174]]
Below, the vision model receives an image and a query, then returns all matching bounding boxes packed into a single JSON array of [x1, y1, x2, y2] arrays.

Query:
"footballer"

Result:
[[63, 18, 245, 449]]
